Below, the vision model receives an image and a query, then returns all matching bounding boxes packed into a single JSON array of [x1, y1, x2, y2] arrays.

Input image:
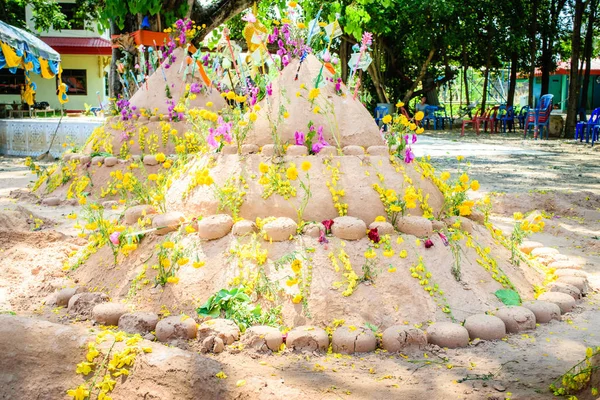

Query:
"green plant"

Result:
[[550, 347, 600, 396], [196, 286, 281, 332]]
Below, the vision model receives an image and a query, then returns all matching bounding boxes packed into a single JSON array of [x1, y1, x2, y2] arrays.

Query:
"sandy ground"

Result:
[[0, 132, 599, 399]]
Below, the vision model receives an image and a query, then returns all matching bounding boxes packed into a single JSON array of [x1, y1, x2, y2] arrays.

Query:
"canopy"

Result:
[[0, 20, 68, 105]]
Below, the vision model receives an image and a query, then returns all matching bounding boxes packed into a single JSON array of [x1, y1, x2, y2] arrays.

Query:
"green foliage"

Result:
[[494, 289, 521, 306], [197, 286, 281, 332]]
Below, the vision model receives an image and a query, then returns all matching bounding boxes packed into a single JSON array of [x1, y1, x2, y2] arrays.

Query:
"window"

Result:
[[59, 69, 87, 95], [58, 3, 85, 30], [0, 69, 25, 95]]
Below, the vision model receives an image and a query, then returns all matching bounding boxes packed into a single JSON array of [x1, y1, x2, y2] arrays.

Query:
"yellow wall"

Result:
[[33, 54, 109, 111]]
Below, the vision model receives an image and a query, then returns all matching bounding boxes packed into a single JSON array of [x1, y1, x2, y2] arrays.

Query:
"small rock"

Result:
[[464, 210, 485, 224], [426, 322, 470, 349], [67, 292, 109, 318], [556, 276, 589, 295], [143, 333, 155, 341], [286, 326, 329, 353], [197, 214, 234, 240], [332, 326, 377, 354], [92, 302, 128, 326], [444, 216, 473, 234], [263, 217, 297, 242], [493, 382, 506, 392], [302, 222, 324, 238], [381, 326, 427, 353], [241, 144, 259, 154], [79, 156, 91, 165], [521, 301, 561, 323], [548, 282, 581, 300], [261, 144, 276, 157], [91, 156, 105, 165], [118, 312, 160, 334], [197, 319, 240, 350], [431, 220, 445, 231], [41, 197, 60, 207], [493, 307, 536, 333], [56, 287, 78, 306], [102, 200, 118, 209], [232, 220, 257, 236], [149, 115, 160, 122], [243, 326, 283, 352], [518, 241, 544, 254], [396, 216, 433, 237], [368, 221, 395, 235], [155, 315, 197, 343], [143, 155, 158, 166], [342, 145, 365, 156], [331, 216, 366, 240], [531, 247, 560, 257], [548, 260, 584, 270], [537, 292, 576, 314], [152, 212, 185, 235], [221, 145, 237, 155], [366, 146, 389, 156], [286, 145, 308, 156], [554, 269, 588, 278], [212, 337, 225, 353], [463, 314, 506, 341], [124, 204, 157, 225], [104, 157, 118, 167], [317, 146, 337, 156]]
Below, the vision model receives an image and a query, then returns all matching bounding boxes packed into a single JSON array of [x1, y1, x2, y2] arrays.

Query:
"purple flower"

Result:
[[207, 117, 233, 149], [318, 230, 329, 244], [311, 126, 329, 154], [266, 83, 273, 96], [295, 131, 305, 145], [282, 54, 290, 67], [190, 82, 201, 94], [411, 134, 417, 144], [404, 147, 415, 164], [109, 232, 120, 246], [424, 239, 434, 248], [312, 141, 326, 154]]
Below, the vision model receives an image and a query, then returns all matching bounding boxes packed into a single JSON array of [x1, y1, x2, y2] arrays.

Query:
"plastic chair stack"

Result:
[[498, 106, 515, 133], [524, 94, 553, 139], [574, 107, 600, 143]]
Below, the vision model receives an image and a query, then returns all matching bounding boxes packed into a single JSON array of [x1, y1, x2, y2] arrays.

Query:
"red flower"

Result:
[[322, 219, 334, 235], [424, 239, 434, 248], [367, 228, 380, 243]]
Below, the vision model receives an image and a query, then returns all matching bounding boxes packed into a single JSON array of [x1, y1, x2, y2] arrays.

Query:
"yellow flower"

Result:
[[470, 180, 480, 191], [283, 111, 290, 118], [459, 173, 469, 184], [295, 91, 301, 97], [193, 260, 205, 268], [457, 155, 465, 161], [440, 171, 451, 181], [166, 276, 179, 284], [155, 153, 166, 163], [301, 161, 311, 171], [163, 161, 172, 169], [206, 101, 213, 107], [291, 259, 302, 273], [185, 224, 196, 234], [292, 294, 303, 304], [177, 258, 189, 266], [67, 385, 90, 400], [415, 239, 421, 246], [289, 1, 298, 7], [383, 250, 394, 258], [286, 278, 298, 286], [148, 174, 158, 181], [416, 127, 424, 134], [308, 88, 320, 100], [162, 241, 175, 249], [216, 371, 228, 379], [297, 22, 306, 29], [399, 249, 408, 258], [75, 362, 93, 375], [249, 112, 257, 122], [236, 379, 247, 387], [375, 216, 386, 222], [388, 267, 397, 272], [259, 162, 269, 174], [364, 249, 376, 259], [382, 115, 392, 124], [513, 212, 524, 220], [313, 106, 321, 114], [415, 111, 424, 121], [286, 166, 298, 180], [396, 101, 404, 108]]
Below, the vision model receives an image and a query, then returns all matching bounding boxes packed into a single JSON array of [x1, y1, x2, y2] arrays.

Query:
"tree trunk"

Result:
[[109, 20, 122, 99], [565, 0, 587, 137], [366, 37, 387, 103], [191, 0, 254, 40], [462, 46, 470, 107], [507, 51, 518, 108], [340, 39, 349, 84], [540, 35, 550, 95], [481, 31, 492, 111], [579, 0, 597, 120], [528, 0, 539, 106], [402, 47, 436, 105]]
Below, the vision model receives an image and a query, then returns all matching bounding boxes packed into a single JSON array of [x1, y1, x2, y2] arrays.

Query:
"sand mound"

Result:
[[249, 55, 383, 148]]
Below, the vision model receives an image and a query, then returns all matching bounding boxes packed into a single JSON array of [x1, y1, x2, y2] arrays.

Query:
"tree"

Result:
[[565, 0, 587, 137]]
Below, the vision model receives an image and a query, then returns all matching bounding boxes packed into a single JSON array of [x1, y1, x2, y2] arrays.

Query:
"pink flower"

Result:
[[367, 228, 380, 243], [404, 147, 415, 164], [295, 131, 305, 145], [438, 232, 449, 246], [109, 231, 120, 246], [322, 219, 334, 234], [318, 230, 329, 244], [266, 83, 273, 96], [424, 239, 434, 248]]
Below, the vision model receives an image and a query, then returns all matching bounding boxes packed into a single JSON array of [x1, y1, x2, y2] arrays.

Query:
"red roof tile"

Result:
[[40, 37, 112, 55]]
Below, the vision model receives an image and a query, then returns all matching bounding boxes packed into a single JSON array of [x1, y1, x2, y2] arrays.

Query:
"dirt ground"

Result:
[[0, 132, 599, 399]]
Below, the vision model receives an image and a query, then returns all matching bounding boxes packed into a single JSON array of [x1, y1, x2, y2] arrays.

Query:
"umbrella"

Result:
[[0, 20, 61, 65]]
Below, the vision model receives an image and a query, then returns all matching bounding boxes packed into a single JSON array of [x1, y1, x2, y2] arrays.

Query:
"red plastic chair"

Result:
[[482, 106, 500, 133], [474, 107, 494, 135], [461, 107, 483, 136]]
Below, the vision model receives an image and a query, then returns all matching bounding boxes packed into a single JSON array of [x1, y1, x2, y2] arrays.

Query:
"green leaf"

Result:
[[495, 289, 521, 306]]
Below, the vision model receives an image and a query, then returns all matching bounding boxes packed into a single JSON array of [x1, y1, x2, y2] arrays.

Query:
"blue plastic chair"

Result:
[[516, 106, 529, 129], [435, 106, 454, 130], [499, 106, 515, 133], [374, 104, 389, 128], [524, 94, 553, 139], [422, 105, 439, 130], [575, 107, 600, 142]]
